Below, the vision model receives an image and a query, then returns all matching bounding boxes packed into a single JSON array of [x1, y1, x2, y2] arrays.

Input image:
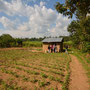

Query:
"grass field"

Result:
[[0, 48, 71, 90]]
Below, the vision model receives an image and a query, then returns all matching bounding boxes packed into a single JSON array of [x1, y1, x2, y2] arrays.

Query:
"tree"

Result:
[[82, 16, 90, 41], [55, 0, 90, 18], [67, 17, 90, 51], [0, 34, 15, 47], [55, 0, 90, 52], [16, 38, 23, 47], [67, 21, 82, 48], [68, 20, 80, 35]]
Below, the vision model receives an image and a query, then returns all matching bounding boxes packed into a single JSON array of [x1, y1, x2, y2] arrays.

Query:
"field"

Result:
[[0, 48, 71, 90]]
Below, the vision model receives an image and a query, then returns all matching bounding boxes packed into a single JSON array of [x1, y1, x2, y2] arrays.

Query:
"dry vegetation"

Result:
[[0, 48, 71, 90]]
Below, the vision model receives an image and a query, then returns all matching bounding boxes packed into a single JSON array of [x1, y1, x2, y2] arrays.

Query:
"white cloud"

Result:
[[0, 0, 70, 38], [0, 16, 16, 30], [40, 1, 46, 7]]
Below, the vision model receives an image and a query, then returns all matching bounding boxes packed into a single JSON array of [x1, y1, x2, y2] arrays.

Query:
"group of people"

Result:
[[48, 44, 57, 53], [48, 44, 69, 53]]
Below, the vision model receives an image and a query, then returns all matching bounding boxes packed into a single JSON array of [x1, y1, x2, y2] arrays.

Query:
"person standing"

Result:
[[51, 45, 53, 53], [54, 44, 57, 53], [53, 44, 56, 53], [48, 45, 50, 53], [65, 45, 68, 54]]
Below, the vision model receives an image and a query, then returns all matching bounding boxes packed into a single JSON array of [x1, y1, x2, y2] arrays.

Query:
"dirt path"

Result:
[[69, 54, 89, 90]]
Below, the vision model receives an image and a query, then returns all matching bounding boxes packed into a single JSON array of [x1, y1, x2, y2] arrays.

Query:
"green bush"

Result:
[[0, 34, 16, 48], [64, 41, 74, 48], [82, 42, 90, 53]]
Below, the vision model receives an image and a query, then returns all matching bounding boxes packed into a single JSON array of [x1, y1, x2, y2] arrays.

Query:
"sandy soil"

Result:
[[69, 55, 90, 90]]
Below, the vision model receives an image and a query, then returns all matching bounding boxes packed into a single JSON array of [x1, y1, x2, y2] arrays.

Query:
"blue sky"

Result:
[[0, 0, 71, 38]]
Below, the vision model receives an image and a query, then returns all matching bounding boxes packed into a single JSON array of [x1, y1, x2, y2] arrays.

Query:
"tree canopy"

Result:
[[55, 0, 90, 18], [0, 34, 15, 47]]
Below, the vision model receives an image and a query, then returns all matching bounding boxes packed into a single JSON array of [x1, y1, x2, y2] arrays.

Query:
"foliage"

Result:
[[82, 16, 90, 41], [67, 21, 81, 46], [0, 34, 43, 48], [55, 0, 90, 53], [0, 34, 16, 47], [55, 0, 90, 18], [16, 38, 23, 47], [0, 34, 24, 47], [67, 17, 90, 52], [64, 41, 73, 48]]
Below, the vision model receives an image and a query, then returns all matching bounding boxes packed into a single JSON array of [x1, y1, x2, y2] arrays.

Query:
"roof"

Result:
[[42, 38, 63, 43]]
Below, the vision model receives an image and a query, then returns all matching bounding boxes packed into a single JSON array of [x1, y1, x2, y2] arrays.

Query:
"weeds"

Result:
[[0, 49, 71, 90], [38, 80, 50, 87], [22, 76, 29, 82], [0, 67, 20, 78], [40, 72, 48, 78], [48, 75, 55, 81], [38, 80, 46, 87], [62, 55, 71, 90], [50, 88, 54, 90], [30, 78, 38, 83], [0, 79, 22, 90]]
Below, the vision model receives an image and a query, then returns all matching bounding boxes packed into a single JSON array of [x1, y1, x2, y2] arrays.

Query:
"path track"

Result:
[[69, 55, 89, 90]]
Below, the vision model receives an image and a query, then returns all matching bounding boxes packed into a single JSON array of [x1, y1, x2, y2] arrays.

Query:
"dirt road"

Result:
[[69, 55, 89, 90]]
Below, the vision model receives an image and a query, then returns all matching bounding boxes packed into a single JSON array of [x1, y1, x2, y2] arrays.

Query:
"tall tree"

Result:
[[55, 0, 90, 52], [55, 0, 90, 18]]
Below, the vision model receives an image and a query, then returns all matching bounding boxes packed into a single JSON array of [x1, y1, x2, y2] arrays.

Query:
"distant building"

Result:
[[42, 38, 64, 53]]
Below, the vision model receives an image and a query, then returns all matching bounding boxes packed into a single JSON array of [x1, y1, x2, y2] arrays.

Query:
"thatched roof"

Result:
[[42, 38, 63, 43]]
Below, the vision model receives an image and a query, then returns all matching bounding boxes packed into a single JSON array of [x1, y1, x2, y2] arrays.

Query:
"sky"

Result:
[[0, 0, 71, 38]]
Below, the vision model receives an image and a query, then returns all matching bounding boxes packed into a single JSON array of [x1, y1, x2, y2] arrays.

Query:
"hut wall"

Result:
[[56, 43, 60, 52], [43, 43, 49, 53]]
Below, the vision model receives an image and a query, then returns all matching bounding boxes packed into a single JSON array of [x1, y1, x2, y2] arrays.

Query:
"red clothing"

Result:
[[51, 45, 53, 49]]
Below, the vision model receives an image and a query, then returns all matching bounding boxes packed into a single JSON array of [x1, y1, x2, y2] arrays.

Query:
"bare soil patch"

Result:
[[69, 55, 89, 90]]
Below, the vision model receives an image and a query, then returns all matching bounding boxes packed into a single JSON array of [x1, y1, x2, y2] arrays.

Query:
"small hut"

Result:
[[42, 38, 63, 53]]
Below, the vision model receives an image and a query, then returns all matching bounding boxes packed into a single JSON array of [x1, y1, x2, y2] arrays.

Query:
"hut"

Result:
[[42, 38, 64, 53]]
